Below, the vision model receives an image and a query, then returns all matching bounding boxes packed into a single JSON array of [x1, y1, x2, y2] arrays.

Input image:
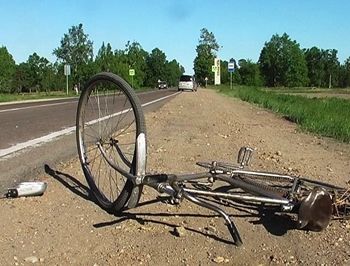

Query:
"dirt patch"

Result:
[[1, 89, 350, 266]]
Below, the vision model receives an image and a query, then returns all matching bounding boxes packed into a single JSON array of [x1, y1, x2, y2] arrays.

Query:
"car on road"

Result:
[[178, 75, 196, 92], [158, 81, 168, 89]]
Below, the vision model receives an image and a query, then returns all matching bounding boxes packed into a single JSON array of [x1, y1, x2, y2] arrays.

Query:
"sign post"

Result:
[[214, 58, 221, 85], [228, 61, 235, 90], [129, 69, 135, 88], [64, 64, 71, 95]]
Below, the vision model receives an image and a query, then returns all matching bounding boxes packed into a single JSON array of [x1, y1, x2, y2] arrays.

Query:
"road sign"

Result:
[[129, 69, 135, 76], [211, 65, 217, 72], [64, 64, 71, 76], [228, 62, 235, 72], [64, 65, 71, 95]]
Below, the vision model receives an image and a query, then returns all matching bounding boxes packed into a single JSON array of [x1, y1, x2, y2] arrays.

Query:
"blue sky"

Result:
[[1, 0, 350, 75]]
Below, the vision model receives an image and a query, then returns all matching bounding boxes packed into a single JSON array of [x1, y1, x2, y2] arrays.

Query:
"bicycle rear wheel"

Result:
[[76, 72, 146, 214]]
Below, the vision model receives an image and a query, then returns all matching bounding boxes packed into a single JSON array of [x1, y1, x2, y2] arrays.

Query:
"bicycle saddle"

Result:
[[297, 187, 333, 232]]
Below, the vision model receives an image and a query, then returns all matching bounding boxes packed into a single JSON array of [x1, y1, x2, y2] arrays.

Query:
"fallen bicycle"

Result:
[[75, 72, 349, 246]]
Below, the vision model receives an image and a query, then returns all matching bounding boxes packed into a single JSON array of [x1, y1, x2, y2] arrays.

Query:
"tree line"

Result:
[[0, 23, 184, 94], [1, 25, 350, 94], [193, 30, 350, 88]]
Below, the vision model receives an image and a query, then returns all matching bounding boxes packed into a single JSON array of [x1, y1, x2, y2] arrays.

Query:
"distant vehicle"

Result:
[[178, 75, 196, 92], [158, 81, 168, 89]]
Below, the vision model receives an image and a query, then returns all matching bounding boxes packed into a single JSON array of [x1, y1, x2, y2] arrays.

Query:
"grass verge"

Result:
[[214, 85, 350, 143]]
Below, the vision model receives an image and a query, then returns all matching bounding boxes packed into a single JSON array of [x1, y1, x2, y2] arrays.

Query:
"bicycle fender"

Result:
[[297, 187, 333, 232]]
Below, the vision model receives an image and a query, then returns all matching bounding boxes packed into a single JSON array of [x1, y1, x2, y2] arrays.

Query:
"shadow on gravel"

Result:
[[93, 210, 234, 245], [206, 185, 297, 237], [44, 164, 96, 205], [251, 205, 296, 236]]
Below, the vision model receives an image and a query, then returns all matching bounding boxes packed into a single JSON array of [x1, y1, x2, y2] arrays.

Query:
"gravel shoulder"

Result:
[[1, 88, 350, 266]]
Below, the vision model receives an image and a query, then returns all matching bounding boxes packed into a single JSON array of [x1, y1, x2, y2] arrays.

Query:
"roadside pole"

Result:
[[129, 69, 135, 88], [228, 60, 235, 90], [211, 65, 216, 85], [64, 64, 71, 95]]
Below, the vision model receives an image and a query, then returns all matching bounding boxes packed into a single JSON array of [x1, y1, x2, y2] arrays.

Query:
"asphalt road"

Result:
[[0, 88, 180, 190]]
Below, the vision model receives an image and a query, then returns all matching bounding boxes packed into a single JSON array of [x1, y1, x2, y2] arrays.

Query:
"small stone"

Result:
[[174, 226, 186, 237], [213, 256, 225, 263], [205, 225, 217, 233], [24, 256, 39, 263]]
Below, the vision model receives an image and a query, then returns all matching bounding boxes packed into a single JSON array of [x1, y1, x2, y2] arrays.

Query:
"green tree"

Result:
[[12, 63, 30, 93], [27, 52, 51, 93], [51, 61, 67, 92], [338, 57, 350, 88], [193, 28, 220, 85], [164, 59, 184, 86], [41, 64, 56, 93], [53, 23, 94, 89], [259, 33, 308, 87], [303, 47, 325, 87], [112, 48, 130, 81], [220, 60, 229, 84], [145, 48, 167, 87], [95, 42, 114, 72], [324, 49, 339, 88], [123, 41, 148, 88], [78, 59, 98, 88], [304, 47, 340, 88], [0, 46, 16, 93], [238, 59, 261, 86]]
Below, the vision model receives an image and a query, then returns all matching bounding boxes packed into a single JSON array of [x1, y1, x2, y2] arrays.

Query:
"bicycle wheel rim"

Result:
[[76, 72, 146, 213]]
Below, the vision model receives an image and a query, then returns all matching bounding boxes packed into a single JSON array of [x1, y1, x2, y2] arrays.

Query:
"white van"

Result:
[[178, 75, 196, 92]]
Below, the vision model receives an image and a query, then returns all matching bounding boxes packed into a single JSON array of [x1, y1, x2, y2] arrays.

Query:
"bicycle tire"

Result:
[[76, 72, 146, 214]]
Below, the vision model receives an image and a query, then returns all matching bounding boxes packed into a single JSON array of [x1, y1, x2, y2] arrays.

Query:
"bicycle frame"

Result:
[[97, 131, 349, 247], [76, 73, 349, 248]]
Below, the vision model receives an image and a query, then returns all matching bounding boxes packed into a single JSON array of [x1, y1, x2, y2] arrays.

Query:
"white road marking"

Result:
[[0, 101, 72, 113], [0, 92, 180, 159]]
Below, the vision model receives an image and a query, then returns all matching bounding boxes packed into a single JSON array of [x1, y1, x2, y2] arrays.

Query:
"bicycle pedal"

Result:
[[237, 147, 254, 168]]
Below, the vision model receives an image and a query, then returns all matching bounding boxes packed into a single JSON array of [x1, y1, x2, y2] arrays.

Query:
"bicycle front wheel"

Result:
[[76, 72, 146, 214]]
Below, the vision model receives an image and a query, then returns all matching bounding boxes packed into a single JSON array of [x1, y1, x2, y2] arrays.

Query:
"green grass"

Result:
[[0, 92, 77, 103], [0, 86, 152, 103], [213, 85, 350, 143], [263, 87, 350, 94]]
